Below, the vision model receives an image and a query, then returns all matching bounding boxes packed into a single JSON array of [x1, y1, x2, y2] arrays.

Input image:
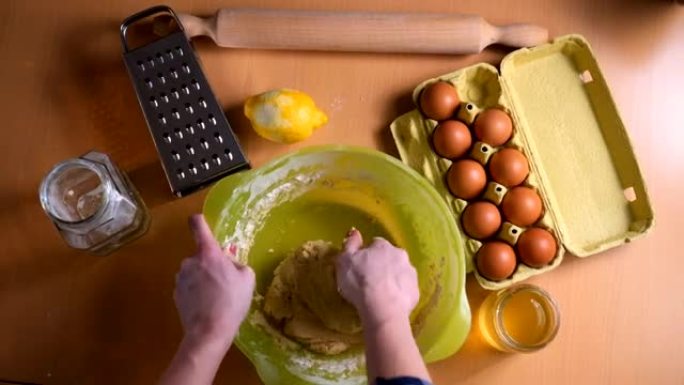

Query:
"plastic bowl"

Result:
[[203, 145, 470, 385]]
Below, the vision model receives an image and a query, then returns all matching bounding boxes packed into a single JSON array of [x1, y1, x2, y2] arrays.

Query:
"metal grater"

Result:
[[120, 5, 249, 197]]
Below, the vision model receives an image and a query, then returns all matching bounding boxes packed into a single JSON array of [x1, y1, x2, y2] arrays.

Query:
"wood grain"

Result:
[[0, 0, 682, 384], [178, 9, 548, 53]]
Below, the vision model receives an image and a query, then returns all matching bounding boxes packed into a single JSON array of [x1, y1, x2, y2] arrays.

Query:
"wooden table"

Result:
[[1, 0, 683, 384]]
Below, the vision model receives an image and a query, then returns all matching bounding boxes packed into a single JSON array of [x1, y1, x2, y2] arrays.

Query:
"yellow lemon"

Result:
[[244, 89, 328, 144]]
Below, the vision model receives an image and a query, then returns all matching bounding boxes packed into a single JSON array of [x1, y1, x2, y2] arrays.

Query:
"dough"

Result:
[[263, 240, 362, 355]]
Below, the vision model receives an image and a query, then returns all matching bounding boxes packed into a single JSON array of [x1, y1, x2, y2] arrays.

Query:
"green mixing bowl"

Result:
[[203, 145, 470, 385]]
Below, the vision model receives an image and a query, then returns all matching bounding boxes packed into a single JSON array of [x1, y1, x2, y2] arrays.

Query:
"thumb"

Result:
[[343, 228, 363, 255], [188, 214, 221, 258]]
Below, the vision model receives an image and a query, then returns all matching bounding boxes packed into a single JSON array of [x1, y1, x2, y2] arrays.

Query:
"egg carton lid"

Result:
[[497, 34, 653, 257]]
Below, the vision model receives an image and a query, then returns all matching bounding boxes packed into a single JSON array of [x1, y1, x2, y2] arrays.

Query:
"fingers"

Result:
[[343, 228, 363, 255], [180, 257, 195, 269], [402, 270, 420, 310], [336, 270, 358, 304], [188, 214, 221, 258], [177, 258, 196, 281], [222, 243, 242, 267], [241, 265, 256, 288], [222, 243, 238, 258], [222, 243, 249, 270], [338, 228, 363, 273], [370, 237, 389, 249]]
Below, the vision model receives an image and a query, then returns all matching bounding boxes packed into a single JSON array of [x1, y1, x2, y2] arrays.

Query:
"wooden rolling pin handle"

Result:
[[179, 13, 214, 41], [488, 23, 549, 50], [179, 9, 548, 54]]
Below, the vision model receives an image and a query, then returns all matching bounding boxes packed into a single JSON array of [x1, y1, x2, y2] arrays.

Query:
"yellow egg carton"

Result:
[[390, 35, 654, 290]]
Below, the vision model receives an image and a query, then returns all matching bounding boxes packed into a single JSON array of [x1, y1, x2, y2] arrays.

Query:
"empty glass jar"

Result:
[[39, 151, 150, 255]]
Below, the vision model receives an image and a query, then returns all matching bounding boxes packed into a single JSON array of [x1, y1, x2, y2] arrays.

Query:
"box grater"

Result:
[[120, 5, 249, 197]]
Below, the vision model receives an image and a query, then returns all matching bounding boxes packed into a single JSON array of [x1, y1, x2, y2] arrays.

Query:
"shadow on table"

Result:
[[428, 275, 512, 381], [374, 91, 415, 159], [41, 208, 189, 383], [49, 19, 177, 209], [0, 184, 106, 294], [558, 0, 680, 64], [127, 161, 177, 208]]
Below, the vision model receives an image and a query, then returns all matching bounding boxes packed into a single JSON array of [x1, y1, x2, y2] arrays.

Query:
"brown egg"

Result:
[[461, 201, 501, 239], [517, 228, 558, 268], [432, 120, 472, 159], [489, 148, 529, 187], [476, 241, 517, 281], [419, 81, 460, 121], [447, 160, 487, 200], [474, 108, 513, 146], [502, 187, 543, 227]]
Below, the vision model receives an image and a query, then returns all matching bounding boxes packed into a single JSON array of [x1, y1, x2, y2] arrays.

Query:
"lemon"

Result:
[[244, 89, 328, 144]]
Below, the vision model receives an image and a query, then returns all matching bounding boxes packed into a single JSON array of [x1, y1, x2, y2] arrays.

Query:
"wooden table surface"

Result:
[[1, 0, 683, 384]]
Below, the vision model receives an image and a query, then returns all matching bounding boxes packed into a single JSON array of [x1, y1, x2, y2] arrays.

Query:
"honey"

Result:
[[478, 284, 559, 352]]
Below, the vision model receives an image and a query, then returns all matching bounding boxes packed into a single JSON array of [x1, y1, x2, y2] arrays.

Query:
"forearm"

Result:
[[158, 334, 232, 385], [362, 316, 431, 384]]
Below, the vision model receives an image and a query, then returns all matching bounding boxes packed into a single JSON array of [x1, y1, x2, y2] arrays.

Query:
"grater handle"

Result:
[[120, 5, 184, 52]]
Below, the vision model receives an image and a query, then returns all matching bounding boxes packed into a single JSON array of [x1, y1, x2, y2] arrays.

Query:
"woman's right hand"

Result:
[[335, 229, 420, 329]]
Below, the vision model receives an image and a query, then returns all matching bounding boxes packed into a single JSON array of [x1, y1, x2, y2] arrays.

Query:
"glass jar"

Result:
[[478, 284, 560, 353], [39, 151, 150, 255]]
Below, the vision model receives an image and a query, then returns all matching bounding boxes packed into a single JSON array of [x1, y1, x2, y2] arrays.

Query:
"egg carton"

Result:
[[391, 35, 654, 290]]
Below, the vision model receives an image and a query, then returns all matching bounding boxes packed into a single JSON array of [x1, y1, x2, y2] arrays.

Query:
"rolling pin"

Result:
[[176, 9, 548, 54]]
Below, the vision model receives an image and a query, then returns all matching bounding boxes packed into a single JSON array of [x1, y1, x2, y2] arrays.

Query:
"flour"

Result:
[[218, 163, 322, 263]]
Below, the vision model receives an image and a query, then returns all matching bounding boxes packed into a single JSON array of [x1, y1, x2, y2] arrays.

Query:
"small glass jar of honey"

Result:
[[478, 284, 560, 352]]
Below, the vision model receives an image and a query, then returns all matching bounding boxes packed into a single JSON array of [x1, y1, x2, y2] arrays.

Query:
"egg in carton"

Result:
[[391, 35, 654, 290]]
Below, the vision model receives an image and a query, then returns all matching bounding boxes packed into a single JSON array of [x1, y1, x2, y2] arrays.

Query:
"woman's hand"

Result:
[[335, 228, 419, 329], [335, 229, 430, 383], [160, 214, 255, 385], [174, 214, 255, 350]]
